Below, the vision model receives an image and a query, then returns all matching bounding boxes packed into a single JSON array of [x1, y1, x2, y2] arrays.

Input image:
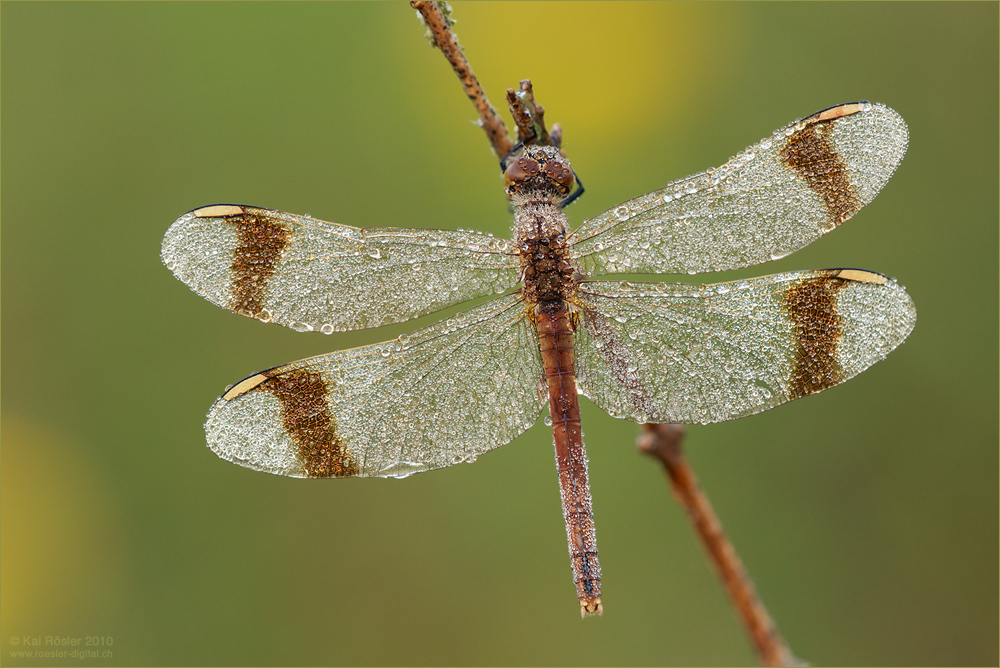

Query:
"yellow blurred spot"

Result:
[[417, 3, 735, 146], [1, 416, 125, 634]]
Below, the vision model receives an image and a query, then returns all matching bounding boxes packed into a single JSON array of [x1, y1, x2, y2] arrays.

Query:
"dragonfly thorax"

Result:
[[518, 234, 579, 304], [507, 147, 581, 305]]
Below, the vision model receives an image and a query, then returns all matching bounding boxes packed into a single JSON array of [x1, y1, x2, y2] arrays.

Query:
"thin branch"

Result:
[[517, 81, 549, 145], [505, 86, 536, 146], [411, 1, 514, 158], [637, 424, 801, 667], [549, 122, 563, 150], [505, 80, 552, 147]]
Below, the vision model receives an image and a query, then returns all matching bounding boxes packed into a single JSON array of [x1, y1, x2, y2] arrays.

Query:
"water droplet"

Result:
[[753, 378, 774, 399], [321, 324, 334, 335], [544, 415, 553, 426], [367, 248, 381, 259]]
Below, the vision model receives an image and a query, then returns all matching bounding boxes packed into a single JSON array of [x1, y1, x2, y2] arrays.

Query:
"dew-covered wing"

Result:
[[162, 205, 519, 332], [204, 292, 545, 478], [572, 270, 915, 424], [570, 103, 908, 276]]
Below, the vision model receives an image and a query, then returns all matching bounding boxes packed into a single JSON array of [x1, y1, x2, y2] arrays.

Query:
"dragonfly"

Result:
[[162, 101, 915, 616]]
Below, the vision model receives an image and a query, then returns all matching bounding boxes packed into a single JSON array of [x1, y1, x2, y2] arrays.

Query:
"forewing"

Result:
[[204, 292, 545, 478], [571, 103, 908, 276], [572, 270, 915, 424], [161, 205, 519, 332]]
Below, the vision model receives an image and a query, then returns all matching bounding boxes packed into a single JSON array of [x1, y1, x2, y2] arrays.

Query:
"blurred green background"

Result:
[[2, 2, 996, 666]]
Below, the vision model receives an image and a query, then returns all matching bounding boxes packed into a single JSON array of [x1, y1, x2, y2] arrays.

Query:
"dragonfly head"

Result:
[[504, 145, 576, 205]]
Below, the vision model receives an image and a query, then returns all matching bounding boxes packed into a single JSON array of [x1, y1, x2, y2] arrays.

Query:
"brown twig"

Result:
[[505, 86, 536, 146], [549, 122, 563, 150], [411, 1, 514, 158], [505, 80, 552, 147], [638, 424, 800, 667]]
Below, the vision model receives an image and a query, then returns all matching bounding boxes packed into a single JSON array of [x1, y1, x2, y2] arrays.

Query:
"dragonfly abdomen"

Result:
[[536, 299, 602, 616]]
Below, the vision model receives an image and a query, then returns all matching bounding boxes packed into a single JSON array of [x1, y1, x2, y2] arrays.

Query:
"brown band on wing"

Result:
[[785, 275, 848, 399], [263, 369, 359, 478], [780, 120, 862, 226], [228, 211, 289, 318]]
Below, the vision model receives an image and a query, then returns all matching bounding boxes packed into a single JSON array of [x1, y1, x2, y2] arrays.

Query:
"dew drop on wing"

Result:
[[753, 378, 775, 399]]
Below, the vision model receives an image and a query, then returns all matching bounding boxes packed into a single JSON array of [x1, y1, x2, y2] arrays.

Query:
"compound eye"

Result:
[[543, 160, 575, 194], [504, 157, 540, 192]]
